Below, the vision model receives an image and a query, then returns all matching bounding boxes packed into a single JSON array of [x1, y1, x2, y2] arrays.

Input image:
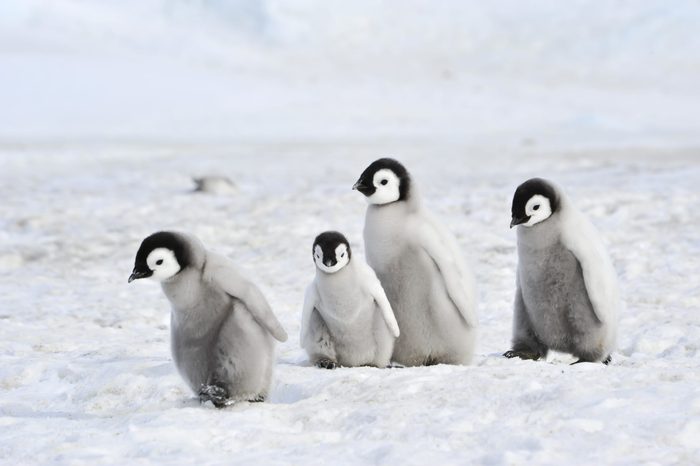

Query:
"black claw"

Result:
[[199, 384, 230, 408], [602, 355, 612, 365], [503, 350, 541, 361], [315, 358, 338, 370]]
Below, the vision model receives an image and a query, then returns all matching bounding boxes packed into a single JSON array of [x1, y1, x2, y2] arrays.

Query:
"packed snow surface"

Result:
[[1, 145, 699, 465], [1, 0, 700, 464]]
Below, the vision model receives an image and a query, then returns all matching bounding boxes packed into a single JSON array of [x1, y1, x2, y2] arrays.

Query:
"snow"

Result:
[[1, 146, 699, 464], [1, 0, 700, 146], [1, 1, 700, 464]]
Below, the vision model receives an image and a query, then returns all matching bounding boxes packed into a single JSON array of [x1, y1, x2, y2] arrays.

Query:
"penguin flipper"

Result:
[[559, 207, 620, 327], [356, 262, 400, 338], [300, 284, 320, 345], [415, 222, 477, 327], [205, 252, 288, 342]]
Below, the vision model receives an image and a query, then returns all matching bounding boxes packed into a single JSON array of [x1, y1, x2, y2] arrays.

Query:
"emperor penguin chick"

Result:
[[129, 231, 288, 407], [301, 231, 399, 369], [505, 178, 620, 364], [353, 158, 477, 366]]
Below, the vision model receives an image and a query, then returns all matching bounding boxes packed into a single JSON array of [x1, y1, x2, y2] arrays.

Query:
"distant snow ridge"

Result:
[[1, 0, 699, 87], [1, 0, 699, 143]]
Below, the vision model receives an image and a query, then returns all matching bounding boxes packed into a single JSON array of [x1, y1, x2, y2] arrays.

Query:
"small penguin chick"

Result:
[[510, 177, 559, 228], [129, 231, 287, 407], [354, 158, 477, 367], [301, 231, 399, 369], [192, 175, 237, 194], [505, 178, 619, 364]]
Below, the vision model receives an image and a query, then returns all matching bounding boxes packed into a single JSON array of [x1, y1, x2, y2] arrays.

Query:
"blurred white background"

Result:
[[1, 0, 699, 148]]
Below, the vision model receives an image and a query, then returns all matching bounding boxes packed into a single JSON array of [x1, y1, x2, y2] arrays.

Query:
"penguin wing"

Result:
[[300, 283, 320, 345], [559, 208, 620, 325], [414, 218, 478, 327], [205, 252, 288, 342], [356, 262, 400, 338]]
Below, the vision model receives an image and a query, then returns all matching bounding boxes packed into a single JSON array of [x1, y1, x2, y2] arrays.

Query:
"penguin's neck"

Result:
[[517, 213, 562, 251], [367, 196, 420, 224], [314, 261, 363, 321], [161, 267, 206, 312], [315, 260, 356, 287]]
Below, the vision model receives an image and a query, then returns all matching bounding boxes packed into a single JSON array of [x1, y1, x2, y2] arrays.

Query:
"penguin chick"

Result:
[[505, 178, 620, 364], [353, 158, 477, 366], [129, 231, 288, 407], [192, 175, 237, 194], [301, 231, 399, 369]]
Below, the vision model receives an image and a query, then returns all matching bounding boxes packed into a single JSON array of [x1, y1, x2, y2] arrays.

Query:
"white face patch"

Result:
[[146, 248, 181, 281], [314, 243, 350, 274], [366, 169, 400, 205], [522, 195, 553, 227]]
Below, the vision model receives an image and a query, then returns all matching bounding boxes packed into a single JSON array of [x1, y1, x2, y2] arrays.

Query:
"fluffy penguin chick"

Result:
[[353, 158, 477, 366], [301, 231, 399, 369], [505, 178, 620, 364], [129, 231, 288, 407], [192, 176, 237, 194]]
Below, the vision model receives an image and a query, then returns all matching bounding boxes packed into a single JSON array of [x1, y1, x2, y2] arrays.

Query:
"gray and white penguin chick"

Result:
[[505, 178, 620, 364], [129, 231, 288, 407], [353, 158, 477, 366], [301, 231, 399, 369], [192, 175, 237, 194]]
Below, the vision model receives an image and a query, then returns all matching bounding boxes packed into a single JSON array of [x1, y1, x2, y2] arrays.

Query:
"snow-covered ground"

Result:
[[1, 1, 700, 464], [1, 145, 699, 464]]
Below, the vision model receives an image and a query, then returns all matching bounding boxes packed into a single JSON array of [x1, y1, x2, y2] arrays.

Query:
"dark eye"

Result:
[[156, 259, 164, 265], [380, 179, 388, 185], [533, 205, 540, 211], [340, 252, 345, 258]]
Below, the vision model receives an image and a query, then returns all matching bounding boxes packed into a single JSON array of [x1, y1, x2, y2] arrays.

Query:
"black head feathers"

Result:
[[133, 231, 191, 274], [511, 178, 559, 226], [313, 231, 351, 266], [353, 158, 411, 201]]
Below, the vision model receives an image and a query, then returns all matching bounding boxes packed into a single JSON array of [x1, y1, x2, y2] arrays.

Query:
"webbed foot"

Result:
[[315, 358, 338, 370], [572, 355, 612, 365], [199, 384, 231, 408], [503, 350, 541, 361]]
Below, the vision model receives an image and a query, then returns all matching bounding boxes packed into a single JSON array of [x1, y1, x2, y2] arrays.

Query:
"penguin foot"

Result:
[[248, 394, 265, 403], [199, 384, 231, 408], [571, 356, 611, 366], [387, 362, 405, 369], [503, 350, 541, 361], [315, 358, 338, 370]]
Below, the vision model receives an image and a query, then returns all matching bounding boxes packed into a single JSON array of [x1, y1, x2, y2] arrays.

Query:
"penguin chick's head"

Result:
[[313, 231, 351, 274], [353, 158, 411, 205], [510, 178, 559, 228], [129, 231, 190, 283]]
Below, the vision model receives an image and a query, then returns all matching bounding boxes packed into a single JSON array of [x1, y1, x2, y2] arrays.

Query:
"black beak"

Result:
[[352, 180, 374, 196], [510, 216, 530, 228], [323, 260, 335, 267], [128, 268, 152, 283]]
